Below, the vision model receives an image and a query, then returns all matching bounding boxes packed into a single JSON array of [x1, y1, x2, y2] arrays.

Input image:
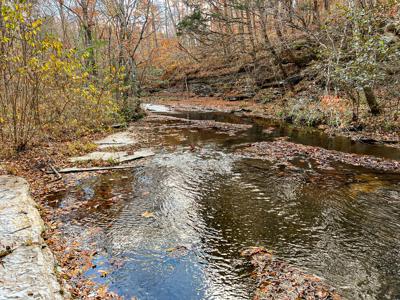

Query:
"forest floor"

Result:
[[145, 92, 400, 149]]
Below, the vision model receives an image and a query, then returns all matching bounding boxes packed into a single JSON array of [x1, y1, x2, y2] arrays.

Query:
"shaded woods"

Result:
[[158, 0, 399, 132], [0, 0, 399, 153], [0, 0, 152, 152]]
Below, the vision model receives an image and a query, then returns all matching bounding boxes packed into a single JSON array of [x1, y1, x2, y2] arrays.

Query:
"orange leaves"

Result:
[[320, 94, 349, 113]]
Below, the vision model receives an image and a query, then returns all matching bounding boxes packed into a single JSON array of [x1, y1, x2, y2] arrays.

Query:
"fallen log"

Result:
[[47, 165, 140, 174], [68, 150, 155, 163]]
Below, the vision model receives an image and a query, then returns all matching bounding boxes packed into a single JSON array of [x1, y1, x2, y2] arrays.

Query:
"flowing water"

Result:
[[48, 104, 400, 300]]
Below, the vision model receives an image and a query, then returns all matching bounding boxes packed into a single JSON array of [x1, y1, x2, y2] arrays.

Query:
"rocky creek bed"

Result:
[[1, 104, 399, 299], [41, 105, 399, 299]]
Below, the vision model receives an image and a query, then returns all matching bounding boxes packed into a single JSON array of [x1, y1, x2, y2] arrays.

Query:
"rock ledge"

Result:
[[0, 176, 64, 300]]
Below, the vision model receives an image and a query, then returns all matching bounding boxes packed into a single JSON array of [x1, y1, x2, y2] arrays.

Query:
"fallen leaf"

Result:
[[98, 270, 108, 277], [142, 211, 155, 218]]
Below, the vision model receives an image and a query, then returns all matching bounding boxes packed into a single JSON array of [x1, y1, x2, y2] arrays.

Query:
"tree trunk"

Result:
[[272, 1, 299, 69], [313, 0, 321, 25], [238, 9, 246, 52], [324, 0, 330, 11], [363, 86, 380, 115], [151, 9, 158, 48], [217, 0, 232, 57], [245, 8, 256, 61], [81, 0, 96, 74], [258, 5, 292, 89], [58, 0, 69, 46]]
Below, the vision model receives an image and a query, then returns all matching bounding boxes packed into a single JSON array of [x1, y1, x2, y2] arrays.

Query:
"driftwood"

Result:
[[47, 165, 140, 174], [49, 163, 62, 180]]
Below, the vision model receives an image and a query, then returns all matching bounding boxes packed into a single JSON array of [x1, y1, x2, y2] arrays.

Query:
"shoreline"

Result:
[[144, 93, 400, 149]]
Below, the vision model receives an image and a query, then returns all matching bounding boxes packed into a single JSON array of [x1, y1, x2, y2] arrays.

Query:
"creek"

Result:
[[48, 104, 400, 300]]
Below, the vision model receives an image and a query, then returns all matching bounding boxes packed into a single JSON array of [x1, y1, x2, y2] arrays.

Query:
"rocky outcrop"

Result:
[[0, 176, 64, 300], [157, 38, 318, 100]]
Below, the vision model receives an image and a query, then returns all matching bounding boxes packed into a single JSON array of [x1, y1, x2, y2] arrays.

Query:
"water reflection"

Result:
[[162, 109, 400, 160]]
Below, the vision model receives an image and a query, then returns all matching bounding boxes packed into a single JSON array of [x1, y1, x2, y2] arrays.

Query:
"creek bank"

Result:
[[144, 94, 400, 149], [0, 127, 146, 299], [149, 32, 398, 142], [0, 176, 64, 300]]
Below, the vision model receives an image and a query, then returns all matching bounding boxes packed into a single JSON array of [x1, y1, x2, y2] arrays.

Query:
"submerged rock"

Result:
[[239, 140, 400, 173], [242, 247, 341, 300]]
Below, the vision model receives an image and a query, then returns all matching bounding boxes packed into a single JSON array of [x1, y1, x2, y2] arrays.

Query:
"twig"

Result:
[[49, 163, 62, 181], [9, 225, 31, 234]]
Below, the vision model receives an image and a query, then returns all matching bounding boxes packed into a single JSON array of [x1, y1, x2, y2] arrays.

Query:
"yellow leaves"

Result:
[[82, 52, 90, 59], [51, 40, 63, 56], [28, 57, 39, 67], [88, 83, 97, 93], [82, 71, 90, 79], [10, 56, 21, 63], [31, 19, 42, 29], [5, 22, 16, 30], [41, 62, 50, 72], [0, 0, 126, 152]]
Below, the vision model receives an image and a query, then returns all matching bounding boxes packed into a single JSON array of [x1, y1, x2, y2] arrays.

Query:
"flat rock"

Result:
[[0, 176, 64, 300], [69, 149, 155, 163], [95, 132, 136, 149], [69, 151, 128, 162], [118, 149, 155, 163], [142, 103, 173, 113]]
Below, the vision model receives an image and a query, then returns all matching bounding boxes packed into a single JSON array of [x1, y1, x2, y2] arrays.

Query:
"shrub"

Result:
[[0, 0, 121, 152]]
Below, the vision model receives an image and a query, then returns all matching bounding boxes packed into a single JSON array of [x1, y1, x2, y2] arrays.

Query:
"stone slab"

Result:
[[142, 103, 173, 113], [69, 151, 128, 163], [95, 132, 136, 149], [0, 176, 64, 300]]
